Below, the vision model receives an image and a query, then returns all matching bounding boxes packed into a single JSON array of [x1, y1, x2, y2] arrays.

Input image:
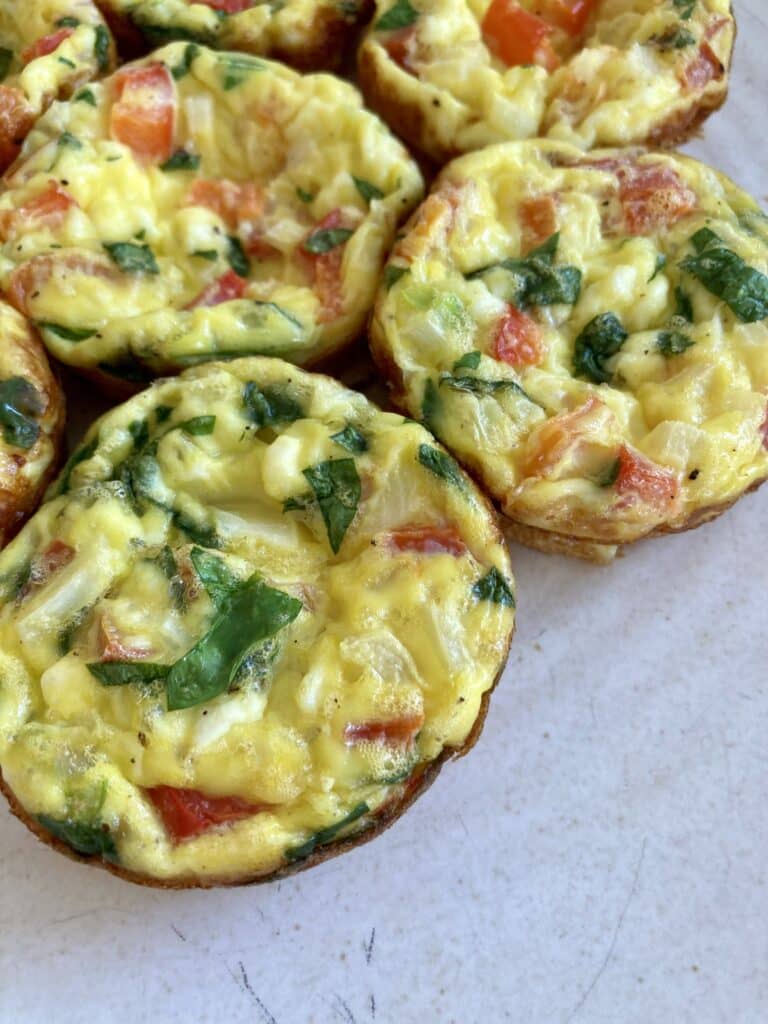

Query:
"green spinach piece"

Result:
[[37, 815, 118, 860], [37, 321, 96, 341], [453, 351, 481, 371], [657, 330, 695, 356], [376, 0, 418, 30], [75, 88, 97, 105], [171, 43, 200, 79], [572, 312, 629, 383], [103, 241, 159, 275], [243, 381, 303, 427], [352, 176, 384, 203], [303, 459, 361, 554], [189, 547, 240, 610], [285, 802, 369, 862], [330, 425, 369, 453], [672, 0, 696, 18], [674, 285, 694, 322], [218, 53, 265, 91], [226, 235, 250, 277], [160, 149, 201, 172], [155, 545, 186, 613], [94, 24, 110, 71], [679, 228, 768, 322], [417, 444, 465, 490], [88, 662, 171, 686], [303, 226, 353, 254], [0, 378, 43, 449], [383, 265, 408, 290], [179, 415, 215, 436], [0, 48, 13, 81], [421, 378, 441, 430], [467, 233, 582, 307], [472, 568, 515, 607], [650, 26, 695, 48]]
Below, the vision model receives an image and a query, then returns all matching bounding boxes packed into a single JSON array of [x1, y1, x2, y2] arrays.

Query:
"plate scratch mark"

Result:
[[564, 837, 647, 1024], [331, 994, 357, 1024], [224, 960, 278, 1024], [369, 993, 376, 1019], [171, 924, 186, 942], [364, 926, 376, 964]]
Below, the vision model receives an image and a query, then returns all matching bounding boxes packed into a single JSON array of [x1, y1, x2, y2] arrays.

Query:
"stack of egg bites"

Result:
[[0, 0, 762, 887]]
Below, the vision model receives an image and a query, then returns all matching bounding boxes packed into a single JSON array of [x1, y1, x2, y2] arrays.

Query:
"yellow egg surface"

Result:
[[0, 42, 423, 389], [358, 0, 734, 162], [370, 141, 768, 561], [99, 0, 369, 70], [0, 0, 115, 172], [0, 301, 65, 546], [0, 357, 514, 884]]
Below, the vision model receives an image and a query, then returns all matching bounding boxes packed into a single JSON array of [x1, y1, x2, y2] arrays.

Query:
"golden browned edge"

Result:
[[95, 0, 372, 72], [0, 322, 66, 548], [0, 360, 515, 887], [358, 1, 737, 163]]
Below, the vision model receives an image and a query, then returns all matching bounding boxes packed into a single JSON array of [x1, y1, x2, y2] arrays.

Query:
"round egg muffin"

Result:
[[95, 0, 370, 70], [0, 357, 515, 886], [0, 301, 65, 547], [0, 1, 115, 173], [0, 43, 423, 393], [358, 0, 735, 163], [370, 141, 768, 562]]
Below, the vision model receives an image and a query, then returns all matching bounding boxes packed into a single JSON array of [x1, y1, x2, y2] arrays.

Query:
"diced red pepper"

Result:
[[6, 252, 116, 316], [519, 194, 558, 254], [538, 0, 595, 35], [21, 28, 74, 65], [299, 209, 348, 323], [618, 163, 697, 235], [344, 713, 424, 748], [522, 395, 603, 477], [0, 181, 77, 239], [492, 306, 544, 366], [186, 269, 248, 309], [110, 63, 175, 164], [99, 615, 153, 662], [615, 446, 679, 510], [482, 0, 560, 71], [681, 42, 724, 91], [0, 85, 36, 171], [386, 524, 467, 556], [384, 26, 417, 72], [185, 178, 264, 230], [146, 785, 270, 843]]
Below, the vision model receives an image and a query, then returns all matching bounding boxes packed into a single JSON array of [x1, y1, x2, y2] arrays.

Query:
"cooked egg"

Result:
[[0, 42, 423, 389], [358, 0, 735, 161], [370, 140, 768, 560], [0, 357, 514, 884]]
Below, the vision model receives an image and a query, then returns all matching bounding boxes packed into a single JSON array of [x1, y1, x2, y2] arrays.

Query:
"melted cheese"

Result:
[[0, 43, 423, 384], [371, 141, 768, 550], [0, 357, 514, 882]]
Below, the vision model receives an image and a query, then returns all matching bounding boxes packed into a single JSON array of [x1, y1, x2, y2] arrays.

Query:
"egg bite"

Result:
[[0, 301, 65, 548], [95, 0, 370, 70], [370, 141, 768, 562], [0, 43, 424, 393], [358, 0, 735, 163], [0, 357, 514, 886], [0, 0, 115, 173]]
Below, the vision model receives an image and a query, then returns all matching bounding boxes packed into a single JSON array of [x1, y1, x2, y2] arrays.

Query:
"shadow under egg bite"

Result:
[[370, 140, 768, 562], [0, 301, 65, 548], [0, 42, 424, 394], [0, 357, 514, 886], [0, 0, 116, 172], [358, 0, 735, 163]]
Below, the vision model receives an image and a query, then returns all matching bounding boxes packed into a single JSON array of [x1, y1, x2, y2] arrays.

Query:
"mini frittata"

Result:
[[96, 0, 370, 70], [0, 0, 115, 172], [0, 358, 514, 885], [0, 302, 65, 547], [0, 43, 423, 391], [358, 0, 735, 162], [370, 142, 768, 561]]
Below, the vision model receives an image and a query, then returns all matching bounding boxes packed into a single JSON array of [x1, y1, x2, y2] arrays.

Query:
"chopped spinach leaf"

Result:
[[226, 235, 250, 277], [98, 357, 154, 385], [674, 285, 694, 322], [572, 312, 629, 383], [219, 53, 265, 90], [165, 574, 301, 710], [56, 16, 81, 27], [680, 228, 768, 322], [193, 249, 219, 262], [243, 381, 303, 427], [0, 377, 42, 449], [303, 459, 361, 554], [155, 405, 173, 424], [421, 377, 441, 430], [330, 425, 369, 453], [650, 26, 695, 48], [376, 0, 418, 30], [472, 567, 515, 607], [285, 802, 369, 862], [156, 545, 186, 613], [453, 351, 481, 371], [189, 547, 240, 610], [417, 443, 465, 490], [303, 226, 353, 254], [352, 176, 384, 203], [171, 507, 220, 549], [0, 48, 13, 82], [384, 265, 408, 290], [672, 0, 696, 19], [467, 233, 581, 308], [179, 415, 215, 436], [171, 43, 200, 79], [37, 815, 117, 860], [128, 418, 149, 451], [37, 321, 96, 341], [650, 253, 668, 281], [88, 662, 171, 686], [160, 149, 201, 172], [595, 459, 620, 488], [103, 241, 159, 275], [94, 24, 110, 71], [58, 56, 76, 68], [57, 437, 98, 494], [439, 374, 535, 404], [57, 607, 90, 655], [75, 88, 97, 105], [657, 330, 695, 356], [296, 186, 314, 203]]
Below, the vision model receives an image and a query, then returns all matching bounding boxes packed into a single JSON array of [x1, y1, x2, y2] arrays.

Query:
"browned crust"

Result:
[[0, 320, 66, 548], [0, 359, 515, 887], [358, 1, 737, 161]]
